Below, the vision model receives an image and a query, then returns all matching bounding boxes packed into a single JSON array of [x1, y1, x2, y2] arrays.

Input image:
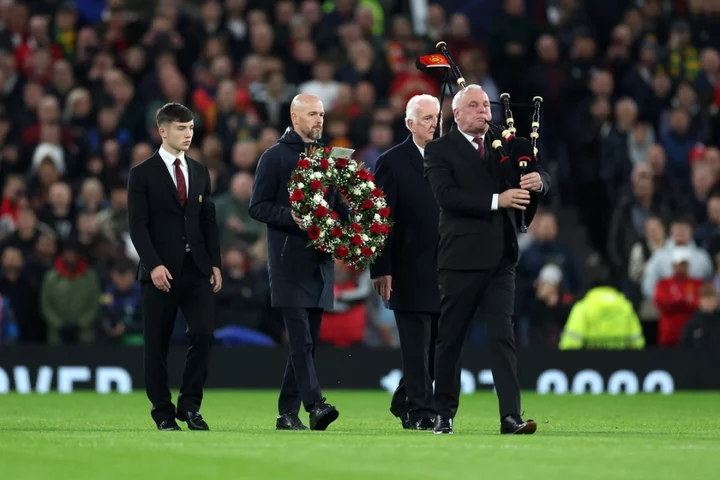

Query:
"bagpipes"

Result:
[[417, 42, 543, 233]]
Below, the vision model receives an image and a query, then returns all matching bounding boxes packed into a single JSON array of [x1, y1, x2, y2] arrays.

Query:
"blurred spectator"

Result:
[[559, 284, 645, 349], [642, 216, 713, 297], [680, 282, 720, 348], [214, 171, 265, 251], [98, 258, 142, 345], [525, 264, 574, 347], [653, 246, 704, 346], [320, 259, 372, 347], [40, 241, 101, 345], [0, 291, 18, 344], [213, 244, 280, 345]]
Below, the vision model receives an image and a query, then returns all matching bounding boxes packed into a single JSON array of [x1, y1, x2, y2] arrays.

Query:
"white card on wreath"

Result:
[[328, 147, 355, 159]]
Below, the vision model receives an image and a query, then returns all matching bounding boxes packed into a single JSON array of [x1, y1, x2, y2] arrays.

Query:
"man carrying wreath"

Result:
[[249, 93, 348, 431]]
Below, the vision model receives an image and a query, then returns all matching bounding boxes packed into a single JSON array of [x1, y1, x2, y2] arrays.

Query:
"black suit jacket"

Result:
[[424, 125, 550, 271], [128, 152, 221, 281], [369, 135, 440, 313]]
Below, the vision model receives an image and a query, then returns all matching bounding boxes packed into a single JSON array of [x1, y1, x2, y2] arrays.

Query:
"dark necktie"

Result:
[[174, 158, 187, 206], [474, 137, 485, 157]]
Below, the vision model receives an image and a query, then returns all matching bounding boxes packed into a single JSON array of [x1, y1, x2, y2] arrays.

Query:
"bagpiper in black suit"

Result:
[[370, 95, 441, 431], [423, 85, 551, 435], [249, 94, 348, 431], [128, 103, 222, 431]]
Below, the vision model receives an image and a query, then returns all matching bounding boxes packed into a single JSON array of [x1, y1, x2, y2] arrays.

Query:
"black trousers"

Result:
[[390, 311, 438, 422], [433, 260, 521, 419], [277, 307, 323, 414], [142, 253, 214, 423]]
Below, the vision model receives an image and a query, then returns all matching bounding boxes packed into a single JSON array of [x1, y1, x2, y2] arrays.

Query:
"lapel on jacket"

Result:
[[152, 152, 195, 210], [402, 135, 424, 175], [447, 126, 488, 178]]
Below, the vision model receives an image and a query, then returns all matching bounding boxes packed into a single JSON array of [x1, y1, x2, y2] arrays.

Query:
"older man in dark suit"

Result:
[[249, 93, 349, 431], [370, 94, 441, 430], [424, 84, 551, 435]]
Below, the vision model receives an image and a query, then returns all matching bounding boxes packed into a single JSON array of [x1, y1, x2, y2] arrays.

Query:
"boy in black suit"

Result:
[[128, 103, 222, 431]]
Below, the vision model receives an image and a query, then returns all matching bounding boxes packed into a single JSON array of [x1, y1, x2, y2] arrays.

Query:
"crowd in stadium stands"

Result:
[[1, 0, 720, 350]]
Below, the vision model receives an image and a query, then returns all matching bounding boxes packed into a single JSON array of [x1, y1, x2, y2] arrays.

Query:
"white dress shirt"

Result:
[[158, 145, 189, 195], [158, 146, 190, 252]]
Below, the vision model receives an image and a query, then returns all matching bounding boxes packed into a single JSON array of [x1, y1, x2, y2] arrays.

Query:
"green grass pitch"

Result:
[[1, 391, 719, 479]]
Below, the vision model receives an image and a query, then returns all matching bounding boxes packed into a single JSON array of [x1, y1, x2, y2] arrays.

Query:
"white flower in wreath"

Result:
[[297, 182, 305, 189], [303, 214, 311, 223], [352, 187, 362, 195], [348, 164, 357, 172], [368, 182, 375, 189], [319, 230, 325, 238], [362, 234, 369, 241], [356, 215, 363, 221], [326, 218, 334, 226], [374, 214, 381, 221], [313, 193, 323, 204], [355, 248, 361, 255], [326, 171, 332, 178], [371, 246, 376, 252]]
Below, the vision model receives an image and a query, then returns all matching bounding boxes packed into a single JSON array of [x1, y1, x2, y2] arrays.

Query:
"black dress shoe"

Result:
[[433, 415, 453, 434], [412, 418, 434, 431], [177, 411, 210, 431], [309, 397, 339, 431], [398, 413, 411, 429], [276, 413, 309, 430], [500, 414, 537, 435], [157, 419, 181, 431]]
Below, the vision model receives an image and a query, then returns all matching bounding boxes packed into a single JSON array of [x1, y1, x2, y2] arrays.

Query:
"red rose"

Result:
[[361, 247, 373, 258], [290, 189, 305, 202], [351, 222, 363, 233], [322, 187, 329, 195], [319, 159, 330, 170], [336, 245, 349, 258], [336, 158, 348, 168], [369, 223, 381, 234], [307, 225, 321, 240], [331, 226, 343, 238], [298, 159, 310, 169], [371, 188, 382, 198], [314, 205, 328, 218], [379, 207, 390, 218], [368, 173, 376, 182], [351, 234, 363, 246], [324, 146, 332, 154], [357, 169, 369, 180], [331, 211, 339, 220], [310, 180, 322, 191], [380, 224, 390, 234], [362, 199, 374, 209]]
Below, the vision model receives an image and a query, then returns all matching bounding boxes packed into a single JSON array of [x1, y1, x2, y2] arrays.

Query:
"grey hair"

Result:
[[451, 84, 484, 110], [405, 94, 440, 125]]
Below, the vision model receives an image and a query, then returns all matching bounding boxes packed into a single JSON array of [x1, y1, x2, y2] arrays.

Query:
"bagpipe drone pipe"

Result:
[[416, 42, 545, 232]]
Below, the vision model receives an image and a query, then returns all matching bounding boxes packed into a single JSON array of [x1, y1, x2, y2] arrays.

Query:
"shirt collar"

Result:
[[412, 137, 425, 156], [159, 145, 185, 166], [458, 128, 483, 144]]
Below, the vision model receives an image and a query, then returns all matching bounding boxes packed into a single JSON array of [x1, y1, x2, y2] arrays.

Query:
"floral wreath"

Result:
[[287, 146, 391, 270]]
